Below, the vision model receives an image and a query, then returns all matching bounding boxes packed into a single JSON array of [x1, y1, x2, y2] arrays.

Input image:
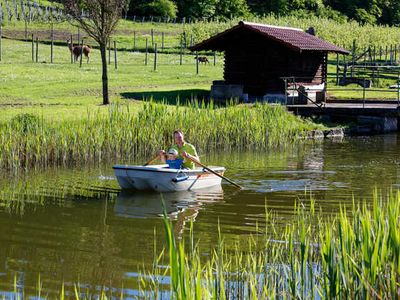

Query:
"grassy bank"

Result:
[[0, 101, 320, 170], [138, 191, 400, 299]]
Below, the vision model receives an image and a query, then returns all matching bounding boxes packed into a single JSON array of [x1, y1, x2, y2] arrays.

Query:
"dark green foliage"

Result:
[[125, 0, 400, 25], [10, 113, 42, 134], [215, 0, 250, 19], [139, 0, 177, 18]]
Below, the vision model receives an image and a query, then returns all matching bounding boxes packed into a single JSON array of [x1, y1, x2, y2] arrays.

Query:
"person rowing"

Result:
[[158, 130, 199, 169]]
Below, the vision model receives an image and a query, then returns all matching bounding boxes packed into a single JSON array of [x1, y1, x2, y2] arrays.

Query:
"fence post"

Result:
[[79, 39, 83, 67], [35, 36, 38, 63], [133, 31, 136, 51], [351, 40, 356, 77], [397, 71, 400, 106], [0, 23, 2, 62], [70, 34, 73, 63], [213, 51, 216, 66], [108, 39, 111, 65], [154, 43, 157, 71], [24, 19, 27, 41], [50, 22, 53, 63], [145, 37, 148, 65], [362, 79, 366, 107], [151, 29, 154, 47], [77, 27, 80, 45], [180, 38, 183, 65], [196, 52, 198, 75], [114, 40, 117, 70], [32, 34, 34, 62], [161, 32, 164, 51], [385, 45, 388, 63], [336, 53, 339, 85]]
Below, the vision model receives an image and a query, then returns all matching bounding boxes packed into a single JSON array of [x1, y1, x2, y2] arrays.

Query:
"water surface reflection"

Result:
[[0, 134, 399, 297]]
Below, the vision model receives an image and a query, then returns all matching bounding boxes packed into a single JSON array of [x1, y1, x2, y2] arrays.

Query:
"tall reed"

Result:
[[138, 191, 400, 299], [0, 101, 319, 171]]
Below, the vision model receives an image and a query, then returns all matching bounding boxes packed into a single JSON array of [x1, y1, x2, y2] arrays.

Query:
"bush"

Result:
[[10, 113, 42, 133], [139, 0, 177, 18]]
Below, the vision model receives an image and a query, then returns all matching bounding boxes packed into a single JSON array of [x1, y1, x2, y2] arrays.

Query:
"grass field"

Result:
[[0, 37, 223, 122]]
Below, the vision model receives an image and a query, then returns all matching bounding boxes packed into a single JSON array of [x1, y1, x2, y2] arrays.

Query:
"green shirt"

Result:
[[170, 142, 198, 169]]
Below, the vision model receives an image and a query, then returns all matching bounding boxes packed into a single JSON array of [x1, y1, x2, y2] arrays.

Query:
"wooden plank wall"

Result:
[[221, 31, 326, 95]]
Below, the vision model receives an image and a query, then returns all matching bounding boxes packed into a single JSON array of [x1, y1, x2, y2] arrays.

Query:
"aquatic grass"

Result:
[[1, 191, 399, 298], [0, 101, 320, 171], [136, 191, 400, 299]]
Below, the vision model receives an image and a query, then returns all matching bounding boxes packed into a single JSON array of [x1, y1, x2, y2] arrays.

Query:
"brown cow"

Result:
[[195, 56, 209, 64], [67, 40, 91, 63]]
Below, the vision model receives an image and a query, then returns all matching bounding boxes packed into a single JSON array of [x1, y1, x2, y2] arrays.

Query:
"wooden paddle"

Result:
[[186, 155, 243, 189], [143, 154, 161, 166]]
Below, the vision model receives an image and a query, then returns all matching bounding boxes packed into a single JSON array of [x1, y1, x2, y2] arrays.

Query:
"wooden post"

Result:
[[151, 29, 154, 47], [133, 31, 136, 51], [385, 45, 388, 63], [213, 51, 216, 66], [79, 39, 83, 67], [373, 45, 376, 64], [108, 39, 111, 65], [195, 52, 198, 75], [390, 45, 393, 64], [161, 32, 164, 51], [70, 34, 73, 63], [180, 37, 183, 65], [0, 6, 3, 61], [114, 40, 117, 70], [50, 22, 53, 63], [145, 37, 148, 65], [351, 40, 356, 77], [32, 34, 34, 62], [24, 19, 27, 41], [154, 43, 157, 71], [0, 23, 2, 62], [35, 36, 38, 63], [336, 53, 339, 85], [395, 45, 397, 63], [398, 72, 400, 106]]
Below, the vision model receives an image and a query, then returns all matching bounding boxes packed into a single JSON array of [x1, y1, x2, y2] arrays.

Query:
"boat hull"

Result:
[[113, 164, 226, 192]]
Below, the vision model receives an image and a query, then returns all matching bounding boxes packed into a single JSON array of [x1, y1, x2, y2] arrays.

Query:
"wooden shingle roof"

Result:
[[190, 21, 349, 54]]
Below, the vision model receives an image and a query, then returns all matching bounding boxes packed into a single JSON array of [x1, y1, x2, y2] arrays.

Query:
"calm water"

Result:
[[1, 134, 400, 297]]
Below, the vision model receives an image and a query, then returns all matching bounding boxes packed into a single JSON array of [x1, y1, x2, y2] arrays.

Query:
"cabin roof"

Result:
[[190, 21, 350, 54]]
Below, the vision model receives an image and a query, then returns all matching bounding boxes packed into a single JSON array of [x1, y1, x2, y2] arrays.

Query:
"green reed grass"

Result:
[[137, 191, 400, 299], [0, 101, 320, 171], [3, 191, 399, 298]]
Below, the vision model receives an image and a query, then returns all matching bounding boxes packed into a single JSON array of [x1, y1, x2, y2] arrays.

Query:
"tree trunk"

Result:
[[100, 42, 109, 105]]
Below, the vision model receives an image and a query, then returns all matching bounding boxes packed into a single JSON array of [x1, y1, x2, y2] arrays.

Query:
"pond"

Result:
[[0, 134, 399, 298]]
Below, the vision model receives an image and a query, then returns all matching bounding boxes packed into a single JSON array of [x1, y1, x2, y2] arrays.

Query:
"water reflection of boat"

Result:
[[114, 186, 224, 219], [113, 165, 226, 192], [115, 187, 224, 236]]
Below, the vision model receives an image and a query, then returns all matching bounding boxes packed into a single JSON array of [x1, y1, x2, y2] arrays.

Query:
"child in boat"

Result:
[[166, 148, 183, 169]]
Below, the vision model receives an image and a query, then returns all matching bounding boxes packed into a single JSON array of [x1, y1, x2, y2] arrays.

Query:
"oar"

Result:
[[143, 154, 160, 166], [186, 156, 243, 189]]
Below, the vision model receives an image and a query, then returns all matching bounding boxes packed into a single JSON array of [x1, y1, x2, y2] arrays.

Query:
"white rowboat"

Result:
[[113, 164, 226, 192]]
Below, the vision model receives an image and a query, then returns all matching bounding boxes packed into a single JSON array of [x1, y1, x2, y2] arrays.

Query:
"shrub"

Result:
[[10, 113, 42, 134]]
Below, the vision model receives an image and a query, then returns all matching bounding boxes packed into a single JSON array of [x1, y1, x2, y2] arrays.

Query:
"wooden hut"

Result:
[[190, 21, 349, 102]]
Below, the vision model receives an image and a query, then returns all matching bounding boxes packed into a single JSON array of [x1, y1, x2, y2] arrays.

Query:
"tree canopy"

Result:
[[124, 0, 400, 26]]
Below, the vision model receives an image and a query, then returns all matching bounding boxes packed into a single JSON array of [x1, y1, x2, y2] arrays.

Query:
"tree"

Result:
[[139, 0, 177, 18], [64, 0, 126, 105], [216, 0, 250, 19]]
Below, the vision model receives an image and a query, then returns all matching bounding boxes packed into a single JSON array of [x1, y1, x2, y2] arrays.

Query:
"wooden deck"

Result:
[[287, 101, 400, 117]]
